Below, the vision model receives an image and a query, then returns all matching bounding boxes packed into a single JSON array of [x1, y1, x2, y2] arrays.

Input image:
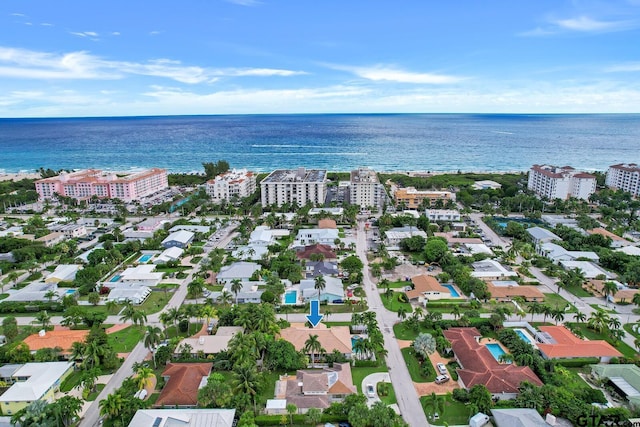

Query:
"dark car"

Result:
[[332, 299, 345, 304], [338, 423, 352, 427]]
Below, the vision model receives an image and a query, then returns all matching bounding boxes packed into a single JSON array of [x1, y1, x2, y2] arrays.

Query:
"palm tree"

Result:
[[144, 325, 163, 365], [451, 305, 461, 320], [80, 366, 101, 394], [608, 316, 622, 330], [633, 292, 640, 309], [551, 308, 565, 326], [588, 311, 611, 333], [384, 287, 394, 300], [574, 311, 587, 323], [602, 281, 619, 306], [187, 278, 205, 303], [119, 302, 147, 326], [498, 353, 514, 364], [233, 363, 260, 413], [105, 299, 118, 314], [304, 334, 324, 368], [314, 275, 326, 302], [99, 393, 124, 423], [217, 290, 233, 306], [5, 271, 20, 292], [134, 366, 155, 391], [231, 279, 243, 305], [44, 289, 58, 302], [33, 310, 51, 330], [515, 352, 535, 366], [397, 306, 408, 321], [286, 403, 297, 426], [413, 333, 436, 359], [634, 337, 640, 352], [540, 304, 553, 324], [528, 302, 541, 322]]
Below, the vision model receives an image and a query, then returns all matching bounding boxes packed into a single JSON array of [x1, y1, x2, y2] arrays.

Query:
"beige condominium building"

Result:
[[606, 163, 640, 197], [349, 167, 386, 208], [527, 164, 596, 200], [206, 168, 256, 202], [393, 187, 455, 209], [261, 167, 327, 207]]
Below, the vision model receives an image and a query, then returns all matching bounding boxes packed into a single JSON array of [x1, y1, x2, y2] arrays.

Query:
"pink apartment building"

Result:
[[35, 168, 168, 202]]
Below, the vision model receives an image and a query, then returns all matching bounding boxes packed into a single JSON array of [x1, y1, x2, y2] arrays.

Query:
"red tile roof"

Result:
[[155, 363, 212, 407], [296, 244, 337, 260], [318, 218, 337, 229], [443, 327, 543, 394], [407, 274, 449, 300], [536, 326, 622, 359], [23, 330, 88, 353]]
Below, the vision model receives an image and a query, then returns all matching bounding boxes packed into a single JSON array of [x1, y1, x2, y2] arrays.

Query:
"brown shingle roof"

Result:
[[487, 282, 545, 301], [296, 244, 337, 260], [279, 323, 352, 355], [443, 327, 543, 394], [155, 363, 212, 407], [536, 326, 622, 359], [407, 274, 449, 300], [318, 219, 337, 229], [587, 228, 629, 242], [23, 330, 88, 353]]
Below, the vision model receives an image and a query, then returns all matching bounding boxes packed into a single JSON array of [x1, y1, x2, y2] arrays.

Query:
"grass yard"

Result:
[[543, 292, 577, 312], [567, 322, 638, 359], [589, 304, 618, 314], [393, 323, 436, 341], [257, 371, 282, 407], [377, 381, 397, 405], [351, 364, 388, 393], [109, 325, 145, 353], [563, 284, 593, 298], [86, 383, 106, 401], [401, 347, 435, 383], [421, 395, 472, 426], [380, 292, 413, 313], [139, 291, 171, 314], [623, 323, 640, 339], [60, 369, 84, 392], [380, 280, 412, 289], [164, 322, 203, 339]]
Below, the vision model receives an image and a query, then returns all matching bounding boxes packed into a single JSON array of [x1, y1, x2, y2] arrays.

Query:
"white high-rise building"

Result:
[[260, 168, 327, 207], [606, 163, 640, 197], [205, 169, 256, 202], [349, 167, 386, 208], [527, 165, 596, 200]]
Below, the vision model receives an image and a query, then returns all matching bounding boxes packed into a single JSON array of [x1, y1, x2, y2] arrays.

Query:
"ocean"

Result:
[[1, 114, 639, 174]]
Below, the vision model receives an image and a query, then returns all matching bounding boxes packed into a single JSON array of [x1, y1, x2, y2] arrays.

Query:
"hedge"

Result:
[[554, 357, 600, 367], [0, 301, 64, 313], [255, 414, 345, 425]]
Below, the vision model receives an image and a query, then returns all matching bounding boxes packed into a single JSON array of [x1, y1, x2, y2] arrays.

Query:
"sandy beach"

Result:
[[0, 172, 41, 182]]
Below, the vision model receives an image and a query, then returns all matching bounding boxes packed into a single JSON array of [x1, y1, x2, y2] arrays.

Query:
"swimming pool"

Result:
[[284, 290, 298, 304], [109, 275, 122, 282], [138, 254, 153, 263], [351, 336, 363, 351], [514, 329, 537, 347], [486, 343, 508, 362], [443, 284, 460, 297], [65, 289, 76, 296]]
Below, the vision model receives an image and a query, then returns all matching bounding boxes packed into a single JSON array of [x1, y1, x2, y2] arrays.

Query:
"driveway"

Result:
[[361, 372, 391, 407]]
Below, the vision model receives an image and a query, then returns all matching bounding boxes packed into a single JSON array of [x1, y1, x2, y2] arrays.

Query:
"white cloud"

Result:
[[111, 32, 120, 36], [149, 31, 162, 36], [69, 31, 100, 40], [40, 23, 53, 27], [604, 62, 640, 72], [0, 46, 307, 84], [328, 64, 462, 84], [554, 16, 634, 32], [225, 0, 261, 6], [10, 13, 26, 17]]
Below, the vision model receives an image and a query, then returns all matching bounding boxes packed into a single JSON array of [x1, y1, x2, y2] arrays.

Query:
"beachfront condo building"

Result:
[[261, 168, 327, 207], [35, 168, 168, 202], [393, 187, 455, 209], [527, 164, 596, 200], [606, 163, 640, 197], [349, 167, 386, 208], [206, 168, 256, 202]]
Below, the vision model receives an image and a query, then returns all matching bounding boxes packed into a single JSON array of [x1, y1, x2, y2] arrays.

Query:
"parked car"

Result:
[[436, 363, 448, 375], [332, 299, 345, 304], [366, 383, 375, 397], [435, 375, 450, 384]]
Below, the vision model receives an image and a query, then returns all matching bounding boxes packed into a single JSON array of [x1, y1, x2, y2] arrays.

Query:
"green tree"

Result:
[[51, 395, 83, 427], [305, 407, 322, 426], [286, 403, 297, 426], [468, 384, 493, 414], [231, 279, 243, 306], [413, 333, 436, 359], [33, 310, 51, 330], [602, 281, 619, 306], [314, 275, 326, 302], [424, 238, 448, 263], [87, 292, 100, 306], [119, 302, 147, 326], [99, 393, 124, 423], [304, 334, 324, 368], [2, 316, 19, 342]]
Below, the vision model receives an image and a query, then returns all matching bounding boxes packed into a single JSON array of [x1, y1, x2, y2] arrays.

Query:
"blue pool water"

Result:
[[515, 329, 532, 343], [109, 275, 122, 282], [65, 289, 76, 295], [138, 254, 153, 262], [443, 284, 460, 297], [486, 343, 508, 362], [351, 336, 363, 351], [284, 290, 298, 304]]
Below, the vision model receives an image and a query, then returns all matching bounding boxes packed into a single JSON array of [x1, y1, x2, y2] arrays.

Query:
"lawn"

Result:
[[86, 383, 106, 401], [421, 395, 472, 426], [380, 292, 413, 314], [589, 304, 618, 314], [165, 322, 203, 339], [139, 291, 171, 314], [109, 325, 145, 353], [623, 323, 640, 339], [393, 323, 437, 341], [563, 284, 593, 298], [380, 280, 412, 289], [257, 371, 282, 407], [60, 369, 84, 392], [543, 292, 577, 312], [351, 364, 388, 393], [401, 347, 435, 383], [377, 381, 397, 405]]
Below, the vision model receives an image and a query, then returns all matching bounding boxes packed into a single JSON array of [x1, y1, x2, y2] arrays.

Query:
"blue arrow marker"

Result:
[[306, 300, 324, 328]]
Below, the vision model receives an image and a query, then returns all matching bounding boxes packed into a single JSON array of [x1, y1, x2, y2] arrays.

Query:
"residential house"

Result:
[[2, 282, 61, 302], [526, 227, 561, 246], [616, 246, 640, 257], [487, 281, 545, 302], [591, 364, 640, 407], [216, 262, 261, 284], [304, 261, 339, 279], [471, 260, 518, 281], [309, 207, 343, 217], [296, 244, 337, 261], [280, 323, 353, 359], [175, 327, 243, 357], [491, 408, 550, 427], [155, 363, 213, 408], [106, 286, 151, 305], [587, 228, 632, 248], [50, 224, 87, 239], [299, 276, 344, 302], [35, 232, 66, 248], [153, 247, 184, 264], [464, 243, 494, 256], [384, 226, 427, 250], [44, 264, 81, 284], [270, 363, 356, 413], [536, 325, 621, 363], [443, 328, 543, 400], [559, 260, 614, 279], [136, 218, 168, 232], [318, 218, 337, 229], [220, 281, 265, 303], [472, 180, 502, 190], [128, 409, 235, 427], [425, 209, 461, 222], [161, 230, 195, 249], [406, 274, 451, 303], [538, 242, 599, 264], [116, 264, 164, 287], [294, 228, 340, 248], [393, 187, 455, 209], [232, 245, 269, 261], [23, 330, 88, 356], [0, 362, 74, 415]]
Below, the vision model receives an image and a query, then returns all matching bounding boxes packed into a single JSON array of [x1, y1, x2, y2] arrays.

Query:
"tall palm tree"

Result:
[[551, 308, 565, 326], [187, 278, 205, 304], [134, 366, 155, 391], [397, 306, 408, 321], [232, 363, 260, 413], [231, 279, 243, 305], [33, 310, 51, 330], [632, 292, 640, 310], [602, 281, 619, 306], [574, 311, 587, 323], [99, 393, 124, 423], [105, 299, 118, 314], [588, 311, 611, 333], [217, 290, 233, 306], [119, 302, 147, 326], [314, 275, 326, 302], [304, 334, 324, 368], [144, 325, 163, 365]]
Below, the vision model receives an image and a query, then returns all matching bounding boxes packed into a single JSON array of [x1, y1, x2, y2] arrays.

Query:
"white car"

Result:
[[436, 363, 448, 375], [366, 384, 375, 397]]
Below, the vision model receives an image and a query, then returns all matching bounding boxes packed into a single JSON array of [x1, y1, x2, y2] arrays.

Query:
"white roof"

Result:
[[0, 362, 73, 403], [465, 243, 494, 255], [559, 261, 615, 279], [309, 207, 343, 216], [45, 264, 80, 282], [217, 262, 261, 281], [3, 282, 60, 302], [177, 327, 242, 354], [471, 260, 518, 278], [162, 230, 195, 245], [249, 226, 274, 244], [300, 276, 344, 299], [385, 227, 427, 241], [296, 228, 340, 239], [160, 246, 184, 259], [232, 245, 269, 261], [616, 246, 640, 256], [266, 399, 287, 410], [107, 287, 151, 302], [128, 409, 236, 427], [169, 225, 210, 233], [527, 226, 561, 242], [539, 242, 599, 262]]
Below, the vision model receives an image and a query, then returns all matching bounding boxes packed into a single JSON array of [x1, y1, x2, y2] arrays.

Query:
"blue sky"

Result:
[[1, 0, 640, 116]]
